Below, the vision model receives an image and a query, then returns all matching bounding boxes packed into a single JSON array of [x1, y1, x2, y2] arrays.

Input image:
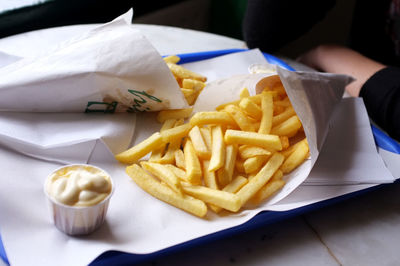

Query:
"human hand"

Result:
[[297, 44, 386, 97]]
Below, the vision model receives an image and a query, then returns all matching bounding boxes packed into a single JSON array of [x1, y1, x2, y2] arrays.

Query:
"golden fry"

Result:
[[223, 175, 248, 193], [224, 129, 282, 151], [140, 161, 182, 194], [174, 149, 186, 169], [155, 140, 180, 164], [235, 159, 246, 173], [238, 145, 271, 159], [188, 125, 210, 159], [243, 155, 270, 174], [209, 175, 248, 213], [161, 123, 192, 143], [252, 179, 286, 204], [272, 106, 296, 126], [183, 140, 202, 185], [157, 108, 193, 123], [167, 63, 207, 82], [274, 98, 291, 108], [126, 164, 207, 217], [199, 127, 212, 151], [180, 88, 198, 105], [271, 115, 302, 137], [115, 132, 163, 164], [239, 97, 262, 120], [164, 164, 188, 181], [149, 119, 176, 162], [202, 160, 219, 190], [280, 136, 290, 150], [216, 93, 262, 111], [281, 140, 309, 174], [271, 169, 283, 181], [281, 138, 308, 158], [239, 87, 250, 98], [258, 92, 274, 134], [163, 55, 180, 64], [271, 84, 286, 97], [190, 111, 237, 127], [209, 125, 225, 171], [236, 153, 284, 206], [182, 184, 241, 212], [224, 105, 256, 132], [217, 144, 238, 187], [182, 79, 206, 91]]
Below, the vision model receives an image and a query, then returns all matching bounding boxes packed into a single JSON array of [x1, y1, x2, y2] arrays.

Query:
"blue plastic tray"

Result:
[[1, 49, 399, 265]]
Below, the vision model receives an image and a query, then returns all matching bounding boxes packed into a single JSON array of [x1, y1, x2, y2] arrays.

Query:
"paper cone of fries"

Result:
[[0, 9, 188, 113], [192, 65, 353, 207]]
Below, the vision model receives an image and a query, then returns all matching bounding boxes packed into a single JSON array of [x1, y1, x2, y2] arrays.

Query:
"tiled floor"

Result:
[[305, 182, 400, 266], [129, 182, 400, 266], [140, 216, 339, 266]]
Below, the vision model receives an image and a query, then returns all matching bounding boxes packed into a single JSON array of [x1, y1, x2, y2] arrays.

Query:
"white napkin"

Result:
[[0, 51, 20, 68], [303, 98, 395, 185], [0, 112, 136, 164]]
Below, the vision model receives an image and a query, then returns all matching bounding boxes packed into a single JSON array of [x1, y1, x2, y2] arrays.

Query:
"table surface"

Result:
[[1, 24, 400, 266]]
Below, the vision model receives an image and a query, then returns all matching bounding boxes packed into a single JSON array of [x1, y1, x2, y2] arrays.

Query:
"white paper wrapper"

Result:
[[0, 9, 188, 113], [192, 54, 353, 205]]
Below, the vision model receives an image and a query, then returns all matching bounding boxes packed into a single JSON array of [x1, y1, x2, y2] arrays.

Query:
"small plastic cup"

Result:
[[44, 164, 114, 236]]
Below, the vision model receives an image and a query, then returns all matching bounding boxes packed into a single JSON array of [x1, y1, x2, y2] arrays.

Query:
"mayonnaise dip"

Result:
[[46, 165, 112, 207]]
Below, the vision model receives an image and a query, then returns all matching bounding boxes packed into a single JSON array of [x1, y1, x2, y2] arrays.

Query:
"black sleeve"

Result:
[[242, 0, 336, 53], [359, 66, 400, 141]]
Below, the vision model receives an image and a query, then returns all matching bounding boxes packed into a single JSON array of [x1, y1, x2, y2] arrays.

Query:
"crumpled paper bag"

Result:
[[0, 9, 188, 113], [192, 50, 354, 205]]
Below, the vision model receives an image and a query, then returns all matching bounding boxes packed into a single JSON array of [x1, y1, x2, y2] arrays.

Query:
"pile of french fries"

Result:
[[115, 58, 309, 218], [163, 55, 207, 105]]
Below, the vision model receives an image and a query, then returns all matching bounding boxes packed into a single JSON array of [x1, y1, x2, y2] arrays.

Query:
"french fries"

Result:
[[258, 92, 274, 134], [190, 111, 237, 127], [183, 140, 202, 185], [126, 164, 207, 217], [115, 132, 163, 164], [157, 108, 193, 123], [216, 144, 237, 187], [163, 55, 207, 105], [209, 125, 225, 172], [140, 161, 182, 194], [238, 145, 271, 159], [281, 139, 309, 174], [117, 76, 310, 218], [188, 126, 210, 159], [182, 184, 241, 212], [236, 153, 284, 206], [239, 97, 262, 120], [224, 130, 282, 151]]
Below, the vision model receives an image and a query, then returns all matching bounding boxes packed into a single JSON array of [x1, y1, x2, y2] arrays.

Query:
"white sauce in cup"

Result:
[[46, 165, 112, 207]]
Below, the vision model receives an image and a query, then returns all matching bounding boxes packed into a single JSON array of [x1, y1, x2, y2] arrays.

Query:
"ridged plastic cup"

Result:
[[44, 164, 114, 235]]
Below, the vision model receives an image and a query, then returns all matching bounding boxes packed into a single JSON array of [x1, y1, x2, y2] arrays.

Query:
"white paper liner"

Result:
[[0, 23, 395, 266]]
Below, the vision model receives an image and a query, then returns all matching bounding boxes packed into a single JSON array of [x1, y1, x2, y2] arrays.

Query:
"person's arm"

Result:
[[297, 44, 386, 96], [298, 44, 400, 141]]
